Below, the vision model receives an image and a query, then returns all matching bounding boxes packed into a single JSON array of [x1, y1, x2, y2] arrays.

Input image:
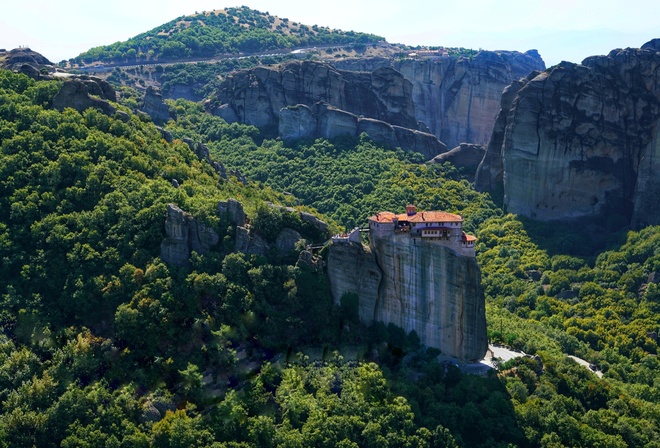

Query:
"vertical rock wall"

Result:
[[392, 50, 545, 148], [327, 235, 487, 361], [475, 41, 660, 227]]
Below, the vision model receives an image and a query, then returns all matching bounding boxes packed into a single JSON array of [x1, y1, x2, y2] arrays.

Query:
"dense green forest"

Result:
[[73, 6, 383, 65], [0, 69, 659, 447]]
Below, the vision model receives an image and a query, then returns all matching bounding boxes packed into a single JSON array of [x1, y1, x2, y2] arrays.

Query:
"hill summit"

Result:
[[73, 6, 384, 65]]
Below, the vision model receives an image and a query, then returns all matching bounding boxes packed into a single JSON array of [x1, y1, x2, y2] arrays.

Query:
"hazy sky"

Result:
[[1, 0, 657, 67]]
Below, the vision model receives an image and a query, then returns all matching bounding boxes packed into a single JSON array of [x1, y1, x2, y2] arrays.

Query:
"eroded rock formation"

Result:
[[211, 61, 416, 128], [52, 77, 117, 116], [208, 60, 447, 157], [476, 40, 660, 227], [399, 51, 544, 148], [0, 47, 52, 75], [278, 103, 447, 159], [431, 143, 486, 179], [334, 50, 545, 148], [141, 86, 170, 124], [160, 204, 220, 266], [327, 235, 487, 361]]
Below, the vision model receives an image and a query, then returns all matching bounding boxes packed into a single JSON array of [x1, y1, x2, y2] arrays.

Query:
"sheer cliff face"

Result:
[[476, 41, 660, 227], [327, 237, 487, 361], [393, 50, 545, 148], [210, 52, 543, 156], [211, 60, 417, 130]]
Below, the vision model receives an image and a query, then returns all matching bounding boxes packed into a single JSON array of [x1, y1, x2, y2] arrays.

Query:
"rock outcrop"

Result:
[[334, 50, 546, 148], [0, 47, 52, 75], [208, 60, 447, 157], [52, 77, 117, 116], [476, 40, 660, 228], [212, 61, 416, 128], [327, 242, 382, 322], [141, 86, 170, 124], [218, 199, 246, 227], [160, 204, 220, 266], [395, 50, 545, 148], [431, 143, 486, 179], [327, 234, 487, 361], [278, 103, 447, 159]]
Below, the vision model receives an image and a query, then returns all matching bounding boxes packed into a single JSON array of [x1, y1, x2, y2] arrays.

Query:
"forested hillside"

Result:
[[0, 66, 659, 447], [168, 99, 660, 447], [73, 6, 383, 65]]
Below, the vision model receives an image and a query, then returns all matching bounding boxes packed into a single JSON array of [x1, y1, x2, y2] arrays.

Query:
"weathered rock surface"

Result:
[[161, 204, 220, 266], [476, 40, 660, 227], [326, 242, 382, 322], [218, 199, 246, 227], [394, 51, 544, 148], [235, 226, 270, 255], [209, 60, 447, 157], [52, 77, 117, 116], [276, 228, 303, 253], [334, 50, 545, 148], [327, 235, 487, 361], [278, 103, 447, 159], [141, 86, 170, 124], [211, 61, 416, 128], [0, 47, 52, 73], [432, 143, 486, 179]]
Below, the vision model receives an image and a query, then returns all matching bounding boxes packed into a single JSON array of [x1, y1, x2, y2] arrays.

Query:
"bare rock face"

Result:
[[333, 50, 544, 148], [327, 235, 487, 361], [278, 103, 447, 159], [326, 242, 382, 322], [276, 228, 303, 253], [160, 204, 219, 266], [210, 60, 447, 157], [218, 199, 246, 227], [278, 104, 317, 140], [474, 78, 528, 201], [476, 41, 660, 227], [235, 226, 271, 256], [393, 50, 544, 148], [211, 61, 416, 129], [141, 86, 170, 124], [432, 143, 486, 179], [0, 47, 52, 74], [52, 77, 116, 116]]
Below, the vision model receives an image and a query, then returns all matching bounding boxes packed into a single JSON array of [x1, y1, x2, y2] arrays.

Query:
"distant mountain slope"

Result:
[[73, 6, 384, 64]]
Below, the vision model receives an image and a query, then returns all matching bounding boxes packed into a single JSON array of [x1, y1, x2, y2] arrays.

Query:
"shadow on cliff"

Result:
[[520, 216, 629, 258]]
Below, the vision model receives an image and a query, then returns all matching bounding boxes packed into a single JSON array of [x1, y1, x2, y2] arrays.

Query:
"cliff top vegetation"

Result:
[[72, 6, 384, 65]]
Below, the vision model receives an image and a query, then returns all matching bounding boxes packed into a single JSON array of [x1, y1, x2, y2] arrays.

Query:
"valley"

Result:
[[0, 6, 659, 447]]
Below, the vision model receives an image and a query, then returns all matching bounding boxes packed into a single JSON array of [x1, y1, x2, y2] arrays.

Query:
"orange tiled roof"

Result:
[[462, 232, 477, 242], [369, 211, 397, 222], [368, 210, 463, 223], [406, 211, 462, 223]]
